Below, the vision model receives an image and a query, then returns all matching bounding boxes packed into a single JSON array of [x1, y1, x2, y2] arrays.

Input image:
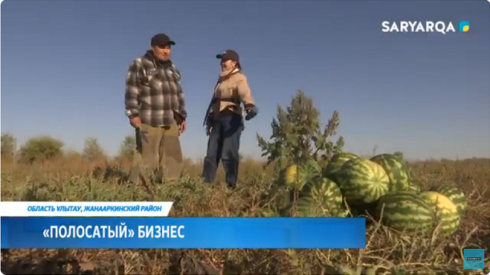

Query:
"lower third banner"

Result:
[[1, 217, 366, 249]]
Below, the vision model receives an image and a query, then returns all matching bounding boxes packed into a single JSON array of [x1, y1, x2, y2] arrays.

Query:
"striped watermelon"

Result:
[[419, 191, 460, 236], [393, 151, 404, 160], [323, 152, 360, 183], [370, 154, 411, 192], [291, 196, 349, 217], [406, 183, 421, 193], [337, 158, 390, 204], [376, 191, 434, 234], [300, 177, 344, 209], [430, 185, 467, 214], [282, 160, 322, 190], [280, 177, 346, 218]]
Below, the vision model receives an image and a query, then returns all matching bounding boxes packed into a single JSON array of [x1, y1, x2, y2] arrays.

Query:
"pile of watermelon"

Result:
[[280, 152, 467, 236]]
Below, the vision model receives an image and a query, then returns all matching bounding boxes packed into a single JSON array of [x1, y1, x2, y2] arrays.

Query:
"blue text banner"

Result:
[[1, 217, 366, 249]]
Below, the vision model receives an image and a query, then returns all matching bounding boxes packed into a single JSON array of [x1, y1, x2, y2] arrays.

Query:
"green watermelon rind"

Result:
[[376, 191, 434, 234], [337, 158, 390, 204], [323, 152, 360, 182], [300, 177, 344, 209], [419, 191, 461, 236], [429, 185, 467, 214], [406, 183, 421, 193], [294, 196, 345, 217], [370, 154, 411, 192], [282, 160, 322, 191]]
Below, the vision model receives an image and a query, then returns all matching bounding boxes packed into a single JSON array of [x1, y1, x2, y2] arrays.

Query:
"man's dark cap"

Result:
[[151, 33, 176, 47], [216, 50, 239, 62]]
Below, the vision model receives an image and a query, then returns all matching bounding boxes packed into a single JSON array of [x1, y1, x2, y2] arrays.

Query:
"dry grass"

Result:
[[1, 157, 489, 275]]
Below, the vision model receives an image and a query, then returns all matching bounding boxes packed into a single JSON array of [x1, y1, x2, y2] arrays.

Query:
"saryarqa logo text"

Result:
[[382, 21, 456, 35]]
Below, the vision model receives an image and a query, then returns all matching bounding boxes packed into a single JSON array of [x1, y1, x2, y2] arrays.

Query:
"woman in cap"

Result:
[[202, 49, 258, 189]]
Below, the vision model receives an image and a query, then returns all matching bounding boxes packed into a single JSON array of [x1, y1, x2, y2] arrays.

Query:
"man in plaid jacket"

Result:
[[125, 33, 187, 183]]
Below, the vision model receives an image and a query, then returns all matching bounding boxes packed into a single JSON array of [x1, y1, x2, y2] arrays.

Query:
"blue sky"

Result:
[[1, 0, 489, 160]]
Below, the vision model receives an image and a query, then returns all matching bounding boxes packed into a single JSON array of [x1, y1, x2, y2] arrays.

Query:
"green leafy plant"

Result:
[[257, 90, 346, 215], [257, 90, 345, 170]]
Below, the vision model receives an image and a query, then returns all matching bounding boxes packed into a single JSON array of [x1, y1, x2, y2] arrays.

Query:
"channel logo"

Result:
[[463, 249, 484, 269], [381, 21, 470, 35], [459, 21, 470, 32]]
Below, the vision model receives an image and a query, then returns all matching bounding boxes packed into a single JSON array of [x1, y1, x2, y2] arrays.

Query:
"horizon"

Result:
[[2, 131, 489, 163], [1, 0, 489, 161]]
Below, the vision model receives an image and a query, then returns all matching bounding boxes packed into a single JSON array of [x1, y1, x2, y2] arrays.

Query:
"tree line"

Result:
[[1, 133, 137, 163]]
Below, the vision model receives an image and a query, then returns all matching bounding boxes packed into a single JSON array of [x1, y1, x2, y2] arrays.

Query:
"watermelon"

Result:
[[376, 191, 434, 234], [290, 197, 347, 217], [393, 151, 404, 160], [430, 185, 467, 214], [323, 152, 360, 183], [419, 191, 460, 235], [281, 177, 346, 218], [282, 160, 322, 190], [370, 153, 411, 192], [406, 183, 421, 193], [300, 177, 344, 209], [283, 164, 299, 187], [337, 158, 390, 204]]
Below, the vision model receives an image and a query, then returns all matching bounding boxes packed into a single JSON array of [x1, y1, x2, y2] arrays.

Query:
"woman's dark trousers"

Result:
[[202, 113, 243, 188]]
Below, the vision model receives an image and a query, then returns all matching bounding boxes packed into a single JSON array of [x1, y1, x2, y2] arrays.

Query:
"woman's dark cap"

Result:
[[216, 50, 239, 62]]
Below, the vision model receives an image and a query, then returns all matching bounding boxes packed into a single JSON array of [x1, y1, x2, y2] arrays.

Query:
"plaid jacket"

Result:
[[125, 51, 187, 127]]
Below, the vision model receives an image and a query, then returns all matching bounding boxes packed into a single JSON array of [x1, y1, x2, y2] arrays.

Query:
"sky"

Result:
[[1, 0, 489, 161]]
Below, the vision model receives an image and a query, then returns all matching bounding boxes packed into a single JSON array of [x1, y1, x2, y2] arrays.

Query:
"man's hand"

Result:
[[245, 106, 258, 121], [130, 116, 141, 128], [179, 121, 187, 135], [206, 126, 212, 136]]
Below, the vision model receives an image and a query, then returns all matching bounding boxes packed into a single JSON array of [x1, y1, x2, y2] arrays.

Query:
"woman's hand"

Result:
[[206, 126, 212, 136], [245, 105, 258, 121]]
